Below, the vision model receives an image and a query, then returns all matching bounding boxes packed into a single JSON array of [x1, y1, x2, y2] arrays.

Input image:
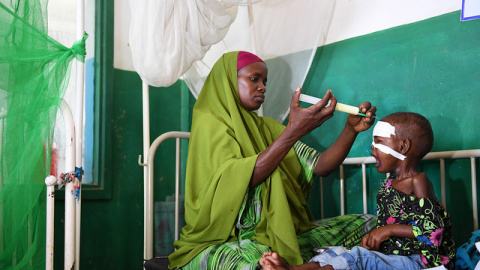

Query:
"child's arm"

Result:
[[314, 102, 376, 177], [361, 224, 415, 251]]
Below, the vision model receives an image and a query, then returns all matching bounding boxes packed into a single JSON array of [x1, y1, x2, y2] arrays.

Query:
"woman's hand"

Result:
[[346, 102, 377, 133], [250, 88, 336, 187], [286, 88, 336, 140]]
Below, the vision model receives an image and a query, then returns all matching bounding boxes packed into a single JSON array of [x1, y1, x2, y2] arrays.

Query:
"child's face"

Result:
[[371, 135, 398, 173]]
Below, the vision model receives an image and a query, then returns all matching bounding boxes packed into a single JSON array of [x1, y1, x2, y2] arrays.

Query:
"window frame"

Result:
[[81, 0, 114, 199]]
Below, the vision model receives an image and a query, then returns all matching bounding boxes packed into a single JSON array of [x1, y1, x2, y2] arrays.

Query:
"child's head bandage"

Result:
[[372, 121, 407, 161], [373, 121, 396, 138]]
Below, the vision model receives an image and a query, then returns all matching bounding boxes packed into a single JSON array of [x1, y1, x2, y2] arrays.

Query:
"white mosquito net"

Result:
[[128, 0, 336, 122]]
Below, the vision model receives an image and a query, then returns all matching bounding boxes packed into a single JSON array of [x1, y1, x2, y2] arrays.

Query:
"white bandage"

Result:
[[371, 142, 407, 161], [373, 121, 396, 138], [372, 121, 407, 161]]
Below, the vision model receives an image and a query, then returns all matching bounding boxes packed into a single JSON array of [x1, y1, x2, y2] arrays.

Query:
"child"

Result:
[[259, 112, 456, 270]]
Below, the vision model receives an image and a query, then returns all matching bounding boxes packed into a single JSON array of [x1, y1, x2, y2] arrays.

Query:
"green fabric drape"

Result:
[[169, 51, 316, 268], [0, 0, 87, 268]]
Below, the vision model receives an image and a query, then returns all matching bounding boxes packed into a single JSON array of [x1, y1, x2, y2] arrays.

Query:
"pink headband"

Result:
[[237, 51, 265, 71]]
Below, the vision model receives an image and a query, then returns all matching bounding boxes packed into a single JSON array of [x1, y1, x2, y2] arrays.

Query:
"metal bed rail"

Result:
[[44, 100, 81, 270], [142, 131, 480, 259], [141, 131, 190, 260], [337, 149, 480, 231]]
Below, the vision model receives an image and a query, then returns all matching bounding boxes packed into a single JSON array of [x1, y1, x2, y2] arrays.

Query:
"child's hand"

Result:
[[361, 226, 390, 251], [346, 102, 376, 133]]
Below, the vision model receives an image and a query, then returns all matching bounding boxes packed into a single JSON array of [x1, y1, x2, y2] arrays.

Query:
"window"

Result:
[[49, 0, 113, 199]]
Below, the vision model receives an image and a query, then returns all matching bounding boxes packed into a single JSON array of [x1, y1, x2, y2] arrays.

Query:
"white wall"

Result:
[[114, 0, 460, 72]]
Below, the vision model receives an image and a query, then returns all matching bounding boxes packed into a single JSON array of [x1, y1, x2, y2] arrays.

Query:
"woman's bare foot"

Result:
[[259, 252, 330, 270], [259, 252, 291, 270]]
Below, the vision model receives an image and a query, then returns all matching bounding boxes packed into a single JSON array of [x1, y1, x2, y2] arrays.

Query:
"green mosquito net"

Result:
[[0, 0, 87, 268]]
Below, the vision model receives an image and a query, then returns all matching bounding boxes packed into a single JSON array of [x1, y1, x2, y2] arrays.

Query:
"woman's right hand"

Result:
[[250, 88, 336, 188], [286, 88, 337, 140]]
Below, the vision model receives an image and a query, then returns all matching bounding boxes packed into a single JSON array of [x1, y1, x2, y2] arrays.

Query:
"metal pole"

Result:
[[362, 163, 367, 214], [74, 1, 85, 269], [142, 82, 151, 260], [340, 165, 345, 216], [175, 139, 180, 241], [61, 100, 76, 269], [471, 157, 478, 231], [45, 176, 57, 270]]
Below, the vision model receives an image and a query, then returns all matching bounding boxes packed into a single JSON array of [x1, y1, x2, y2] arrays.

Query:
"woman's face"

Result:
[[237, 62, 268, 111]]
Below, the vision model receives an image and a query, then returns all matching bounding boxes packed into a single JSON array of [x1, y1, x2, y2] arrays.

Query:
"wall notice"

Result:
[[462, 0, 480, 21]]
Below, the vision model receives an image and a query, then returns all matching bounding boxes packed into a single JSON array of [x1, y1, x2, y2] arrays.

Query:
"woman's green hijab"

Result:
[[169, 51, 316, 268]]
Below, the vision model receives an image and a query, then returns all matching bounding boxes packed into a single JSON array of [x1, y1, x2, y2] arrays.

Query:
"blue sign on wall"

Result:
[[462, 0, 480, 21]]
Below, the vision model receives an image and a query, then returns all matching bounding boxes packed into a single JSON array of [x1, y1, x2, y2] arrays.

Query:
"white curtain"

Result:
[[128, 0, 245, 86], [129, 0, 336, 122]]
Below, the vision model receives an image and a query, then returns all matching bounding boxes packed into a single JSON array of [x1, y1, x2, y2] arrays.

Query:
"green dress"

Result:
[[168, 51, 374, 269]]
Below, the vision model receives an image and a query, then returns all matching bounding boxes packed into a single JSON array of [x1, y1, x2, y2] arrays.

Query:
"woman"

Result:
[[168, 51, 376, 269]]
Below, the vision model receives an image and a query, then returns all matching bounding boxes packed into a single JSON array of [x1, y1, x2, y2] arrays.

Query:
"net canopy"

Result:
[[128, 0, 335, 123], [0, 0, 86, 268]]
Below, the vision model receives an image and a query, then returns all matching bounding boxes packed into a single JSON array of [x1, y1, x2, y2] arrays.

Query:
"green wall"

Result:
[[302, 11, 480, 246], [55, 10, 479, 269]]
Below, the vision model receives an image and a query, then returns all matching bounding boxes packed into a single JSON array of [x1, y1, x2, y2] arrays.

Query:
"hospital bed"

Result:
[[142, 131, 480, 269]]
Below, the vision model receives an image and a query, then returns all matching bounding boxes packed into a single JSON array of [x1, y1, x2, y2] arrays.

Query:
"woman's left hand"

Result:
[[347, 102, 377, 133]]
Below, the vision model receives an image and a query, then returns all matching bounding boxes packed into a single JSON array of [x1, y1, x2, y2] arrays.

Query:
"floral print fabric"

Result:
[[376, 176, 456, 269]]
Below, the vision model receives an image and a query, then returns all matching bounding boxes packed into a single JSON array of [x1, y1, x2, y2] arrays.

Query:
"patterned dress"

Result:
[[376, 176, 456, 269]]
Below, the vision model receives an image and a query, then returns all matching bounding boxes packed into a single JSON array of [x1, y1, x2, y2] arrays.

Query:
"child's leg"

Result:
[[309, 246, 424, 270]]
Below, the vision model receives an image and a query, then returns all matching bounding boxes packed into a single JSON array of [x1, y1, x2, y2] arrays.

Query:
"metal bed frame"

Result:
[[142, 131, 480, 261]]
